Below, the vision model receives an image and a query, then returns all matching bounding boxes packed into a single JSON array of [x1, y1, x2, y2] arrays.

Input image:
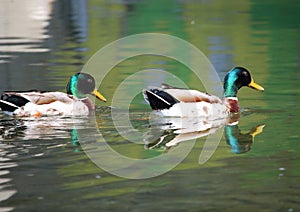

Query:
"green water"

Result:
[[0, 0, 299, 211]]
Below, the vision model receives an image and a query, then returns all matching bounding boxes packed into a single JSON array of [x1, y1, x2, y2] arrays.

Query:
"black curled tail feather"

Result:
[[143, 89, 179, 110], [0, 100, 19, 112], [0, 93, 30, 112], [1, 94, 30, 107]]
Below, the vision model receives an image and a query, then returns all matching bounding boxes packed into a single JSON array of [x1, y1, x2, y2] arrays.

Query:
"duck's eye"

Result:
[[87, 79, 93, 83], [242, 71, 249, 77]]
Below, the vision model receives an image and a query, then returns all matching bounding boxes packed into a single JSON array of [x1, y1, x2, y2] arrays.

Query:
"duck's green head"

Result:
[[223, 67, 264, 97], [66, 73, 107, 102]]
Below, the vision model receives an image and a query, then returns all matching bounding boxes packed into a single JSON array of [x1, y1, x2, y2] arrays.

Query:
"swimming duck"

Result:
[[0, 73, 107, 117], [143, 67, 264, 117]]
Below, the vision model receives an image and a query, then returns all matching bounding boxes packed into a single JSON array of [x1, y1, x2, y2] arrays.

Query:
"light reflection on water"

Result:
[[0, 0, 53, 60]]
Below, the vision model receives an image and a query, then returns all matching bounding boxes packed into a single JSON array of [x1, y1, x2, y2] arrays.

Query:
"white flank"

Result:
[[13, 99, 89, 116], [156, 102, 228, 118]]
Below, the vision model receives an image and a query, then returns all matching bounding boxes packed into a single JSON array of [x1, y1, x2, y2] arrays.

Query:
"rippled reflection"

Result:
[[0, 116, 95, 141], [145, 113, 265, 154], [0, 0, 298, 210], [0, 115, 94, 209], [0, 140, 18, 211]]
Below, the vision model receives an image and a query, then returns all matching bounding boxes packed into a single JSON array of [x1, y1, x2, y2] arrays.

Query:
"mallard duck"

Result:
[[143, 67, 264, 117], [0, 73, 107, 117]]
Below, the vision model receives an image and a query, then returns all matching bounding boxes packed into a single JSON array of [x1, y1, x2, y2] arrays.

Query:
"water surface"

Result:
[[0, 0, 299, 211]]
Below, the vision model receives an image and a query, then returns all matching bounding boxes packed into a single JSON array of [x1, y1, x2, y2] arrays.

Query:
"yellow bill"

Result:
[[91, 89, 107, 102], [250, 124, 265, 137], [248, 79, 264, 91]]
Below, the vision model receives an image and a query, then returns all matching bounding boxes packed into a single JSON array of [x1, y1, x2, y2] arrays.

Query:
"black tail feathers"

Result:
[[0, 100, 19, 112], [0, 93, 30, 112], [143, 89, 179, 110]]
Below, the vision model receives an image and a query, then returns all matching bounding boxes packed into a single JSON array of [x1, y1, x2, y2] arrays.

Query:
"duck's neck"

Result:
[[224, 81, 239, 98], [223, 86, 240, 113], [223, 75, 240, 112], [223, 70, 242, 98], [224, 87, 238, 98], [67, 76, 85, 99]]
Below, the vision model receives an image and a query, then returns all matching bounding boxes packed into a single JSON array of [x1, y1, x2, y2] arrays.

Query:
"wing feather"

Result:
[[164, 89, 222, 104], [2, 91, 74, 105]]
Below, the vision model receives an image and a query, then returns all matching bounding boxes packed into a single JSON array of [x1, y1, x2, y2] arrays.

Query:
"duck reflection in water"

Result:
[[144, 114, 265, 154], [224, 123, 264, 154], [0, 116, 91, 142]]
